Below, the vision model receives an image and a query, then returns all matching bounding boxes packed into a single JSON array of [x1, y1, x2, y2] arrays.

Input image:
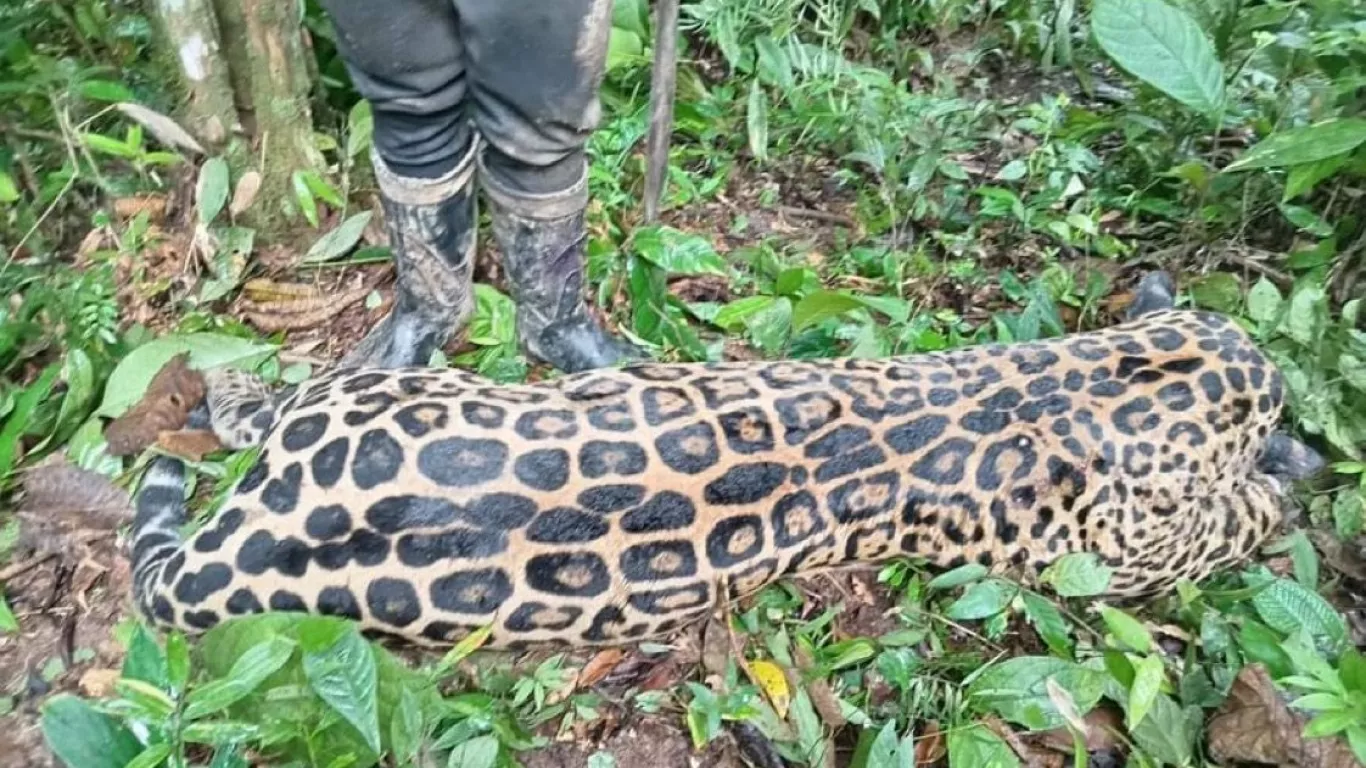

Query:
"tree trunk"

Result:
[[237, 0, 322, 234], [151, 0, 239, 147]]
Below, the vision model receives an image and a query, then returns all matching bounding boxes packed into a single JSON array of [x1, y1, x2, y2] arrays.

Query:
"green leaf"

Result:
[[1039, 553, 1113, 597], [927, 564, 989, 591], [606, 28, 644, 71], [968, 657, 1107, 730], [197, 157, 231, 226], [1098, 606, 1153, 653], [1279, 203, 1335, 237], [346, 100, 374, 160], [79, 79, 135, 103], [946, 580, 1013, 621], [1250, 577, 1348, 649], [444, 734, 499, 768], [40, 694, 144, 768], [304, 211, 374, 264], [300, 171, 345, 209], [125, 742, 173, 768], [1091, 0, 1225, 116], [1021, 593, 1073, 657], [167, 632, 190, 691], [611, 0, 649, 39], [1237, 619, 1293, 678], [1304, 709, 1356, 738], [792, 290, 868, 331], [97, 334, 277, 418], [1246, 277, 1283, 324], [1189, 272, 1242, 313], [747, 296, 793, 354], [713, 295, 776, 331], [631, 226, 728, 276], [747, 79, 769, 162], [860, 720, 902, 768], [946, 722, 1020, 767], [1334, 491, 1365, 539], [0, 170, 19, 203], [292, 172, 320, 228], [0, 591, 16, 633], [1127, 655, 1164, 729], [184, 636, 297, 720], [390, 686, 426, 766], [753, 35, 793, 90], [1125, 692, 1197, 765], [0, 364, 59, 480], [1226, 118, 1366, 172], [302, 626, 382, 755], [1284, 155, 1349, 200], [122, 625, 168, 688], [1282, 285, 1327, 346]]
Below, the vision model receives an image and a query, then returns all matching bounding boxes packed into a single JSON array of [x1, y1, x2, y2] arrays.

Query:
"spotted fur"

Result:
[[128, 278, 1308, 649]]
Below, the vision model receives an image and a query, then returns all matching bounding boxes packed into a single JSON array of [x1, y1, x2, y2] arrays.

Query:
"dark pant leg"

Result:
[[320, 0, 472, 179], [455, 0, 614, 211]]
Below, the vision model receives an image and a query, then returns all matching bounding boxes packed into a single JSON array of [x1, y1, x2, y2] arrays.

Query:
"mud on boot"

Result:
[[340, 146, 478, 370]]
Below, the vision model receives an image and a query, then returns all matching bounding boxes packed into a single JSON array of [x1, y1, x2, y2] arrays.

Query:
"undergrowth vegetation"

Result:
[[3, 0, 1366, 765]]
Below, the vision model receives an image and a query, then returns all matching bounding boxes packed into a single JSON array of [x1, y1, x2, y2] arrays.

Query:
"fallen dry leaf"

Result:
[[985, 715, 1065, 768], [1207, 664, 1362, 767], [1029, 705, 1126, 754], [239, 285, 370, 333], [668, 274, 731, 303], [577, 648, 626, 690], [79, 668, 121, 698], [230, 171, 262, 217], [115, 103, 205, 155], [19, 455, 132, 530], [113, 195, 168, 223], [915, 721, 947, 764], [793, 643, 846, 728], [155, 429, 224, 461], [701, 618, 732, 680], [104, 353, 207, 456]]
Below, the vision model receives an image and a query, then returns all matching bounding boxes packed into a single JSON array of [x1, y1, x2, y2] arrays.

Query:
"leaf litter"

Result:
[[1206, 664, 1362, 767], [102, 353, 206, 457]]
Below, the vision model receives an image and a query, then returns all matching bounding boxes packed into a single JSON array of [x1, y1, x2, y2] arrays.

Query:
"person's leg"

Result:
[[319, 0, 478, 369], [456, 0, 644, 373]]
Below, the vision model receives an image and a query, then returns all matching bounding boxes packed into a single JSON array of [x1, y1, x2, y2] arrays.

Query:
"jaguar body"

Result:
[[127, 275, 1317, 649]]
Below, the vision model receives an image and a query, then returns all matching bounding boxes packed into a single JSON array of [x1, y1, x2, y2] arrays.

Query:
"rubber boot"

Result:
[[482, 167, 644, 373], [340, 145, 477, 370]]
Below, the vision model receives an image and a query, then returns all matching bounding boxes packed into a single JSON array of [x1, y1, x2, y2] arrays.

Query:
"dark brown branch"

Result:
[[643, 0, 681, 224]]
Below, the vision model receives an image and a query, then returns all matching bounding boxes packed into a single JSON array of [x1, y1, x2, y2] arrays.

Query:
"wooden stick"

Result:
[[643, 0, 681, 224]]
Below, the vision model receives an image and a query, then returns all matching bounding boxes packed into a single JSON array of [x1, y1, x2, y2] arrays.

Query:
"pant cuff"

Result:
[[476, 149, 589, 220], [371, 136, 478, 206]]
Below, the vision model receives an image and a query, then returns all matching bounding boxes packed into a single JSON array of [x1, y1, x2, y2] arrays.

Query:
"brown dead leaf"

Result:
[[1030, 704, 1126, 754], [113, 195, 168, 223], [793, 643, 847, 728], [79, 668, 121, 698], [239, 285, 370, 333], [230, 171, 262, 217], [1208, 664, 1362, 767], [985, 715, 1065, 768], [915, 721, 946, 764], [637, 658, 682, 692], [104, 353, 206, 456], [155, 429, 224, 461], [577, 648, 626, 690], [701, 618, 731, 680], [19, 455, 132, 530], [668, 275, 731, 303]]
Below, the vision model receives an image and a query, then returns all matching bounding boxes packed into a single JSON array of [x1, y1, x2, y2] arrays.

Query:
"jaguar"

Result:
[[126, 271, 1325, 649]]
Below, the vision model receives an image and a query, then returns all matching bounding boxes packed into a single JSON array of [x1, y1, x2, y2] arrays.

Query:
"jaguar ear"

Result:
[[1124, 270, 1177, 321], [1258, 431, 1326, 483]]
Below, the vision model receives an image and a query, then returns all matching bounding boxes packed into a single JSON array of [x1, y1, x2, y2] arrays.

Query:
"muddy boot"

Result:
[[340, 146, 477, 369], [486, 199, 644, 374]]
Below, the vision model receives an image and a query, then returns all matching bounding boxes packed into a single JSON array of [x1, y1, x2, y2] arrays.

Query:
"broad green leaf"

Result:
[[40, 694, 144, 768], [747, 296, 793, 354], [122, 625, 169, 687], [304, 211, 374, 264], [1237, 619, 1293, 678], [747, 79, 769, 162], [1125, 692, 1197, 765], [1341, 649, 1366, 694], [1246, 277, 1283, 324], [1098, 606, 1153, 653], [1279, 203, 1335, 237], [444, 734, 499, 768], [184, 636, 297, 720], [0, 364, 59, 480], [1226, 118, 1366, 172], [293, 171, 320, 228], [79, 79, 135, 103], [182, 720, 263, 746], [125, 742, 173, 768], [713, 295, 777, 330], [606, 28, 644, 71], [946, 722, 1020, 767], [390, 686, 426, 766], [1335, 490, 1365, 541], [1040, 553, 1113, 597], [946, 580, 1013, 621], [631, 226, 728, 276], [1127, 655, 1164, 729], [1284, 155, 1349, 200], [346, 100, 374, 160], [97, 334, 277, 418], [862, 720, 901, 768], [0, 592, 16, 633], [1305, 709, 1357, 737], [0, 170, 18, 203], [167, 632, 190, 691], [967, 657, 1107, 730], [1091, 0, 1225, 116], [1188, 271, 1242, 313], [611, 0, 649, 39], [792, 290, 868, 331], [1022, 593, 1073, 657], [300, 171, 345, 208], [1250, 576, 1348, 649], [303, 627, 382, 755], [927, 564, 988, 591], [197, 157, 231, 226], [753, 35, 794, 90]]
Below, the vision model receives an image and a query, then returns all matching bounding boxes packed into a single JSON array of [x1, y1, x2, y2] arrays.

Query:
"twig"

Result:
[[1212, 247, 1293, 288], [776, 205, 858, 229], [0, 552, 57, 582], [643, 0, 680, 224]]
